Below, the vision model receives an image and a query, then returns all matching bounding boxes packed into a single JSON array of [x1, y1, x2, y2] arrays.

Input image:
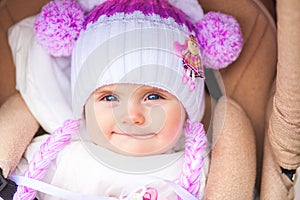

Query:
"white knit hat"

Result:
[[71, 13, 205, 123]]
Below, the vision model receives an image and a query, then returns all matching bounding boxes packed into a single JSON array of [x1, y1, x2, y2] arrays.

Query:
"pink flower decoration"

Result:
[[196, 12, 243, 69], [34, 0, 85, 57]]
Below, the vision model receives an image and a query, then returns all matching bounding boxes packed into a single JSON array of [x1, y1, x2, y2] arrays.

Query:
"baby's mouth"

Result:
[[112, 132, 156, 139]]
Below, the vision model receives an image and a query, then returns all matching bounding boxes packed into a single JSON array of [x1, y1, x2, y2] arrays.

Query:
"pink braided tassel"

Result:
[[179, 120, 207, 199], [13, 119, 80, 200]]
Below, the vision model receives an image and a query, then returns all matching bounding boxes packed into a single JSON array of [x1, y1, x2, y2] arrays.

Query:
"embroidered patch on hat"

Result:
[[174, 35, 204, 91]]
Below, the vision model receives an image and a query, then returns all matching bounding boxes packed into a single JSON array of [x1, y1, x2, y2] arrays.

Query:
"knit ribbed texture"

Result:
[[83, 0, 193, 31]]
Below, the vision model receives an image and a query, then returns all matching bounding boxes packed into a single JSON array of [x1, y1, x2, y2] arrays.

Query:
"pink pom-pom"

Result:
[[196, 12, 243, 69], [34, 0, 85, 57]]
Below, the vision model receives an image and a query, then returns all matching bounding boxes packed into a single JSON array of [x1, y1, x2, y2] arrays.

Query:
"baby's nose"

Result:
[[121, 104, 146, 125]]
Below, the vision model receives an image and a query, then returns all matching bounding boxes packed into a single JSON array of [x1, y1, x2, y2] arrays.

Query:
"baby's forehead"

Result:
[[94, 83, 172, 94], [95, 83, 171, 94]]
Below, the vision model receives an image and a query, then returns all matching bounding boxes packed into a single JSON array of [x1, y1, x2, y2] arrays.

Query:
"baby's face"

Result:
[[85, 84, 186, 156]]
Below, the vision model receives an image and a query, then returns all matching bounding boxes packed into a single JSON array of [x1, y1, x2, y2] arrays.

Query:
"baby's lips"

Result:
[[112, 132, 157, 139]]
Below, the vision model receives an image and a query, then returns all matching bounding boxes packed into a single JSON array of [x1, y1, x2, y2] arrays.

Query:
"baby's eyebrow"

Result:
[[94, 88, 115, 97], [95, 85, 117, 94], [145, 87, 171, 96]]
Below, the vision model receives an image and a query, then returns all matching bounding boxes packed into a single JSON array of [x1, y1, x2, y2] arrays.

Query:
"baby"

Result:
[[0, 0, 244, 199]]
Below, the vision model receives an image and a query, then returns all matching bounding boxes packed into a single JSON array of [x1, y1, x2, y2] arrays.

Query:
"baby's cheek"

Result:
[[165, 123, 183, 141], [148, 106, 166, 132], [164, 108, 186, 140]]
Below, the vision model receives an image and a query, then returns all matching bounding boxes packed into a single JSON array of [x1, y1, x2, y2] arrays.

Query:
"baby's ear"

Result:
[[195, 12, 243, 70]]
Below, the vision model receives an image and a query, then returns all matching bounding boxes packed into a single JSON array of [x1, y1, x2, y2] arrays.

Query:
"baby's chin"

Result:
[[98, 141, 176, 157], [106, 144, 173, 157]]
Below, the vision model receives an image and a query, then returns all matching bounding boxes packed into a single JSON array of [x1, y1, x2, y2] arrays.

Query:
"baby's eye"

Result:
[[145, 93, 163, 101], [101, 95, 118, 102]]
